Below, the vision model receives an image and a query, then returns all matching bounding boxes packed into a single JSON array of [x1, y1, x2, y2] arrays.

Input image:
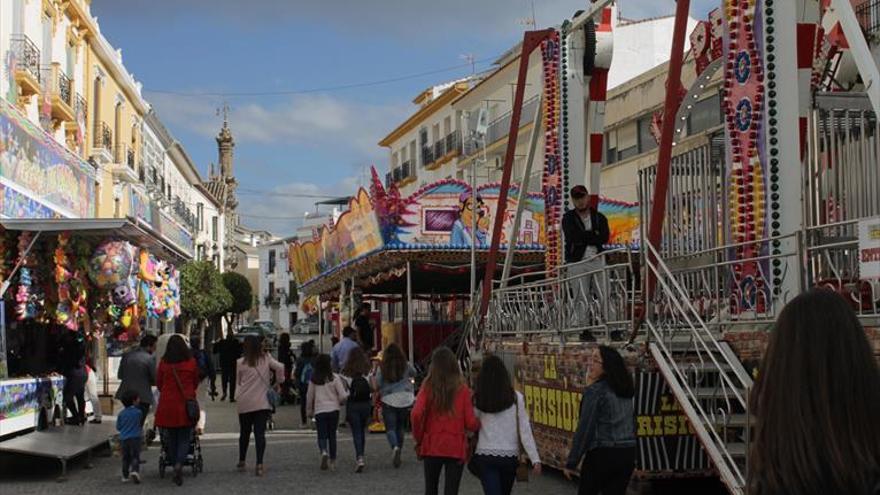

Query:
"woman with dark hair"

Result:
[[472, 355, 541, 495], [749, 289, 880, 495], [277, 333, 294, 404], [294, 340, 317, 428], [564, 345, 635, 495], [342, 347, 373, 472], [411, 347, 480, 495], [306, 353, 348, 471], [236, 335, 284, 476], [373, 342, 416, 467], [155, 334, 199, 486]]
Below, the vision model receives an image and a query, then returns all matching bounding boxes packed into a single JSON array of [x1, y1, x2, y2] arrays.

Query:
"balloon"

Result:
[[88, 241, 137, 289]]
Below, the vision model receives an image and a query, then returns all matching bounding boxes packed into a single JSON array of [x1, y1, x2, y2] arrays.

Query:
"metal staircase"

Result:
[[643, 241, 754, 495]]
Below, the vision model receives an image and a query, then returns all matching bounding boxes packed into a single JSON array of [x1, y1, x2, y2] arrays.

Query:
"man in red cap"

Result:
[[562, 185, 610, 338]]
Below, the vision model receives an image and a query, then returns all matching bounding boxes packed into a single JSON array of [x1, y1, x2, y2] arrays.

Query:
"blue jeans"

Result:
[[315, 411, 339, 459], [347, 401, 372, 458], [163, 427, 192, 466], [475, 454, 518, 495], [382, 404, 409, 450]]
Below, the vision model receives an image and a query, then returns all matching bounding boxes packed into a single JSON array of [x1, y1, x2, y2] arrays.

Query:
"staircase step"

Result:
[[726, 442, 747, 458], [708, 413, 752, 428], [691, 387, 746, 400]]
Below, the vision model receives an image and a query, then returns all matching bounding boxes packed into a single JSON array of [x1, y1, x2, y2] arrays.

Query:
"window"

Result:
[[606, 128, 618, 164], [268, 250, 276, 274], [637, 115, 657, 154], [616, 122, 638, 160], [290, 312, 298, 329], [687, 94, 722, 135], [443, 116, 452, 136], [197, 244, 206, 261], [288, 280, 297, 305], [197, 203, 204, 232], [212, 216, 218, 242], [268, 282, 275, 299]]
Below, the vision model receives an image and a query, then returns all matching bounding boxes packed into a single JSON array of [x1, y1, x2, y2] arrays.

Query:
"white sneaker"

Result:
[[320, 451, 329, 471], [355, 457, 365, 473], [130, 472, 141, 484], [121, 476, 129, 483]]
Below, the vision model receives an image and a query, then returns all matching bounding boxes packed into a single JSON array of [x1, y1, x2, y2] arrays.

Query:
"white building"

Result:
[[382, 14, 697, 198], [257, 238, 299, 331]]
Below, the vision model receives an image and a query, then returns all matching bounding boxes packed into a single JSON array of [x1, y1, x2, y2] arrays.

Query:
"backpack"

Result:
[[349, 375, 372, 403], [300, 361, 313, 385]]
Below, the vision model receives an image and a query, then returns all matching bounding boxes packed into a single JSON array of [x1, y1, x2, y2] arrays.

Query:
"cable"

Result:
[[142, 57, 498, 98]]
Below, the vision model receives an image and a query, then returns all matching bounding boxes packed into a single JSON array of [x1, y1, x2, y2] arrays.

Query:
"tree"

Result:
[[221, 271, 253, 328], [180, 261, 232, 338]]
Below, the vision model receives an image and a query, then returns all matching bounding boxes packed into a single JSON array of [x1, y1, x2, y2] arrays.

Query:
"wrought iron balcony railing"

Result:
[[856, 0, 880, 35], [10, 35, 41, 88], [94, 122, 112, 150]]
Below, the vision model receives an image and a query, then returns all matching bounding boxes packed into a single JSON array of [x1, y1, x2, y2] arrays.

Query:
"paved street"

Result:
[[1, 388, 574, 494]]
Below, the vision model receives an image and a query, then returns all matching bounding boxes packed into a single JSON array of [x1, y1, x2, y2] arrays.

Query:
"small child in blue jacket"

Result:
[[116, 390, 143, 483]]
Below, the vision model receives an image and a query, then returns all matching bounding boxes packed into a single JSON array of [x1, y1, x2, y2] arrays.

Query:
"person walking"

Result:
[[85, 358, 102, 424], [341, 347, 373, 472], [277, 333, 294, 405], [472, 355, 541, 495], [116, 390, 144, 484], [294, 340, 317, 428], [191, 336, 217, 401], [117, 334, 157, 427], [330, 326, 360, 372], [236, 335, 284, 477], [373, 342, 416, 468], [564, 346, 636, 495], [217, 330, 242, 402], [749, 289, 880, 495], [306, 353, 348, 471], [155, 335, 199, 487], [58, 331, 87, 426], [411, 347, 480, 495], [354, 303, 375, 354]]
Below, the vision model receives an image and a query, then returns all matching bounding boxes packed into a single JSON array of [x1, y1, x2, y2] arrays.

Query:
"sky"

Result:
[[90, 0, 718, 236]]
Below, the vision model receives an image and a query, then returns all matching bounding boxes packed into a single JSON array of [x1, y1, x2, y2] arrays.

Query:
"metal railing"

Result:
[[127, 149, 136, 168], [401, 160, 414, 179], [94, 122, 112, 149], [464, 95, 540, 156], [10, 35, 41, 84], [75, 94, 87, 120], [856, 0, 880, 35], [114, 144, 130, 165], [42, 64, 73, 106], [445, 131, 461, 155], [433, 139, 446, 160], [642, 240, 752, 495], [421, 146, 434, 166], [485, 250, 638, 342]]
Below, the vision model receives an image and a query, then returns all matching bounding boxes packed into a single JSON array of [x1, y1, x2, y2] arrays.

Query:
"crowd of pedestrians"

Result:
[[98, 288, 880, 495]]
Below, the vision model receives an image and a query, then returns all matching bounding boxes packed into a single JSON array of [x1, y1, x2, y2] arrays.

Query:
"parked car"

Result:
[[293, 319, 318, 335], [236, 325, 278, 350], [253, 320, 277, 334]]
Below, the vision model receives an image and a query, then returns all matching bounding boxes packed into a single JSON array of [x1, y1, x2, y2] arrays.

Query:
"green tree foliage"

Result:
[[221, 271, 253, 325], [180, 261, 232, 324]]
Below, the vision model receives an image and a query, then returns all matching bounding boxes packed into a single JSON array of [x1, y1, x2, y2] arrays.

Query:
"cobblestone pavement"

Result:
[[1, 387, 576, 495]]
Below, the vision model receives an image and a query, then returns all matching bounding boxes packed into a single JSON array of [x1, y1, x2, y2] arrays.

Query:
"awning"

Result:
[[0, 217, 193, 263]]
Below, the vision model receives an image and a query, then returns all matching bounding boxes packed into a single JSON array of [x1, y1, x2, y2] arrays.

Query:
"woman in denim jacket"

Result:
[[564, 346, 636, 495]]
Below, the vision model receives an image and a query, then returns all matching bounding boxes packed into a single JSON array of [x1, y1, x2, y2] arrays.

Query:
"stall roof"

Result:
[[0, 217, 192, 263]]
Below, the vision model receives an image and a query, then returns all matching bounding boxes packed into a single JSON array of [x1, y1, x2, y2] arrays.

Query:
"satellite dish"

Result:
[[474, 108, 489, 136]]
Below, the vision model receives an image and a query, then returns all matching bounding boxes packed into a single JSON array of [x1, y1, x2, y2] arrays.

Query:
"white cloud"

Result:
[[237, 177, 366, 235], [149, 93, 409, 158]]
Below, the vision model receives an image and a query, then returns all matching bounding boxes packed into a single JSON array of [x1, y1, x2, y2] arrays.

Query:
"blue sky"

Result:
[[91, 0, 717, 235]]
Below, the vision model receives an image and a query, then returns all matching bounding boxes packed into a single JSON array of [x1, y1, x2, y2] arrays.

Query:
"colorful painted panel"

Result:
[[0, 183, 63, 219], [599, 199, 640, 247], [0, 376, 65, 436], [0, 98, 97, 218], [157, 210, 194, 256]]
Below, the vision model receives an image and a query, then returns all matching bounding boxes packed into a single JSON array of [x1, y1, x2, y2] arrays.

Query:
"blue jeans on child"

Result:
[[346, 401, 372, 458], [382, 404, 409, 450], [315, 411, 340, 459]]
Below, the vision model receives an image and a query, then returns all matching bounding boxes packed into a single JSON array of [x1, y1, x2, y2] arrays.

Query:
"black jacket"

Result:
[[562, 207, 610, 263]]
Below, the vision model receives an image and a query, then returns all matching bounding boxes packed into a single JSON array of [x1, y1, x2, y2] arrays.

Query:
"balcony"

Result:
[[433, 139, 446, 161], [10, 35, 41, 100], [856, 0, 880, 36], [91, 121, 113, 164], [111, 144, 139, 183], [399, 160, 416, 186], [42, 63, 75, 124], [75, 94, 87, 121], [463, 95, 540, 156], [264, 295, 281, 307], [421, 146, 435, 167]]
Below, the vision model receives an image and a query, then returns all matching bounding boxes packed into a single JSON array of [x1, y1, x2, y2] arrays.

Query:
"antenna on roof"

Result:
[[517, 0, 537, 29], [460, 53, 476, 75]]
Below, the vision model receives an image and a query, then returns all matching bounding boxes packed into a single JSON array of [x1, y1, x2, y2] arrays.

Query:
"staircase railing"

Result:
[[643, 239, 753, 495]]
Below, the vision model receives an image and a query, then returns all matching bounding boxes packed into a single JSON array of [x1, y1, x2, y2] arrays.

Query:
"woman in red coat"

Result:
[[155, 334, 199, 486], [411, 347, 480, 495]]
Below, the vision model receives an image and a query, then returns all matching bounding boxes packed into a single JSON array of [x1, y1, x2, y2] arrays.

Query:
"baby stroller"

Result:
[[158, 427, 204, 478]]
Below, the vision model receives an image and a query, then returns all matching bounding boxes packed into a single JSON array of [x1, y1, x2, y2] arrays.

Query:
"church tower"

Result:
[[217, 112, 235, 181]]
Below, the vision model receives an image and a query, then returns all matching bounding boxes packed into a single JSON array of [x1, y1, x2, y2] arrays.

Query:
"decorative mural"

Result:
[[289, 166, 639, 288], [0, 98, 97, 219]]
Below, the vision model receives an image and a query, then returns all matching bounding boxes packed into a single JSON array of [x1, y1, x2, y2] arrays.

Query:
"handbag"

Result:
[[514, 395, 530, 482], [170, 365, 199, 426], [257, 364, 280, 409]]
